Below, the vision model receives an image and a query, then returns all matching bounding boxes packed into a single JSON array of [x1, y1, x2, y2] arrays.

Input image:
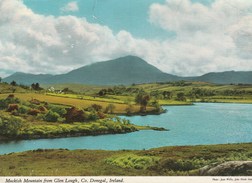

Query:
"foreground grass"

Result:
[[0, 143, 252, 176]]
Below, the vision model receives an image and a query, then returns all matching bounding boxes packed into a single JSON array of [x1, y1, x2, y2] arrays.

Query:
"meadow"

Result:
[[0, 143, 252, 176]]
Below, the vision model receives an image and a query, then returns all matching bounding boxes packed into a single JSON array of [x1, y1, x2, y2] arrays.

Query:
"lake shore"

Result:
[[0, 143, 252, 176]]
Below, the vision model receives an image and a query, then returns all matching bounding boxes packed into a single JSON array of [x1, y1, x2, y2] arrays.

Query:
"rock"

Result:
[[199, 161, 252, 176]]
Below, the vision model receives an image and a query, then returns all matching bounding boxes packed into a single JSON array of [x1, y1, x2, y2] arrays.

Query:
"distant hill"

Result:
[[4, 72, 53, 85], [187, 71, 252, 84], [3, 56, 252, 85]]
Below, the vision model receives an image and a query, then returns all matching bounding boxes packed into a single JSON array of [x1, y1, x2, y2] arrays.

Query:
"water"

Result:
[[0, 103, 252, 154]]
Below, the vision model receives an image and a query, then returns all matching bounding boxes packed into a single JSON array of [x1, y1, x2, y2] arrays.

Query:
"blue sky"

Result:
[[0, 0, 251, 77], [23, 0, 213, 39], [23, 0, 172, 39]]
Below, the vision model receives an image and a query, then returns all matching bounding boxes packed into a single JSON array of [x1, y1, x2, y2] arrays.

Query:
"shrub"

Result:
[[18, 105, 30, 114], [86, 104, 103, 112], [97, 111, 106, 119], [161, 159, 196, 171], [0, 97, 20, 110], [125, 104, 134, 115], [64, 107, 88, 123], [48, 105, 66, 116], [44, 110, 60, 122], [27, 109, 40, 116], [7, 104, 19, 112], [106, 154, 159, 169], [104, 104, 116, 114], [0, 115, 24, 136], [30, 99, 41, 105], [88, 111, 99, 121], [38, 106, 47, 113]]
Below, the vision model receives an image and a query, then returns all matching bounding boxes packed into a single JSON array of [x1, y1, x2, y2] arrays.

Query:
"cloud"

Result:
[[61, 1, 79, 12], [148, 0, 252, 75], [0, 0, 252, 78]]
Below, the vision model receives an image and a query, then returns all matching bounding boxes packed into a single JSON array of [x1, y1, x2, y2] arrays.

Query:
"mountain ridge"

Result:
[[3, 56, 252, 85]]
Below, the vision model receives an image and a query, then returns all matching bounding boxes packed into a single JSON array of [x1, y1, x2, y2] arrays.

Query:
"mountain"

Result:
[[187, 71, 252, 84], [3, 56, 180, 85], [3, 56, 252, 85], [4, 72, 53, 85]]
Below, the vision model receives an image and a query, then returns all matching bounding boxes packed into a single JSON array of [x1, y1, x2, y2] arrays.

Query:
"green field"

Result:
[[0, 93, 156, 114], [0, 143, 252, 176], [42, 81, 252, 105]]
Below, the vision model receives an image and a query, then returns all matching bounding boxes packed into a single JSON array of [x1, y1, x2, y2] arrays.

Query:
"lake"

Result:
[[0, 103, 252, 154]]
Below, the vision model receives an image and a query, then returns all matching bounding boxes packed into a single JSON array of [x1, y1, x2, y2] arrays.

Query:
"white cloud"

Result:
[[61, 1, 79, 12], [148, 0, 252, 75], [0, 0, 252, 78]]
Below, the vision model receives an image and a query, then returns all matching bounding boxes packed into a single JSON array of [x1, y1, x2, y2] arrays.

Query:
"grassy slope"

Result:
[[0, 83, 27, 93], [43, 82, 252, 105], [0, 93, 156, 114], [41, 83, 106, 95], [0, 143, 252, 176], [134, 82, 252, 104]]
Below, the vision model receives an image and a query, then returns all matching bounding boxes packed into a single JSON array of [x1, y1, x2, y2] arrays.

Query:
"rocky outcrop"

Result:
[[199, 161, 252, 176]]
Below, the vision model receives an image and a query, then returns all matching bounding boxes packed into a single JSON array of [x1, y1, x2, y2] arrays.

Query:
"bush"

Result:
[[7, 104, 19, 112], [64, 107, 88, 123], [18, 105, 30, 114], [27, 109, 40, 116], [106, 154, 159, 169], [37, 106, 47, 113], [0, 115, 24, 136], [88, 111, 99, 121], [48, 105, 66, 116], [86, 104, 103, 112], [0, 97, 20, 110], [104, 104, 116, 114], [44, 110, 60, 122], [161, 159, 197, 171]]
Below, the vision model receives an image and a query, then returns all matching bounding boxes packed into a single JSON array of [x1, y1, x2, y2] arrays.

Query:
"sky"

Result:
[[0, 0, 252, 77]]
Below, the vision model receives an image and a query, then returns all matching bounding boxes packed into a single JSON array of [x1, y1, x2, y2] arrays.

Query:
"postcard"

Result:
[[0, 0, 252, 182]]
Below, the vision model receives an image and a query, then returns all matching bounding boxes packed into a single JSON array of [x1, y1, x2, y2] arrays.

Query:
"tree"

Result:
[[31, 83, 42, 90], [44, 110, 60, 122], [0, 116, 24, 136], [151, 100, 162, 112], [10, 81, 17, 86], [125, 104, 134, 115], [98, 89, 107, 96], [105, 104, 116, 114], [135, 92, 150, 112], [163, 91, 173, 99], [0, 77, 2, 83], [176, 92, 186, 101]]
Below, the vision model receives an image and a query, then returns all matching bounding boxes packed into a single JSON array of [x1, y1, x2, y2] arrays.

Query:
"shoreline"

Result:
[[0, 125, 168, 142], [1, 143, 252, 176]]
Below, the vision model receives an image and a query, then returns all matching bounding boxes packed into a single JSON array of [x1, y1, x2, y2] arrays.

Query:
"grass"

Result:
[[0, 83, 27, 94], [41, 83, 107, 95], [0, 93, 156, 114], [46, 93, 125, 104], [0, 143, 252, 176]]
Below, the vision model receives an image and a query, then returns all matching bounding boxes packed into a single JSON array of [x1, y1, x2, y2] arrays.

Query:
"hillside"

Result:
[[3, 56, 180, 85], [4, 72, 53, 85], [3, 56, 252, 85], [188, 71, 252, 84]]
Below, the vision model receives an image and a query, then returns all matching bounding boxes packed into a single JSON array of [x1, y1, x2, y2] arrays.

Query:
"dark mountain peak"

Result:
[[87, 55, 147, 67], [112, 55, 147, 63], [3, 56, 252, 85]]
